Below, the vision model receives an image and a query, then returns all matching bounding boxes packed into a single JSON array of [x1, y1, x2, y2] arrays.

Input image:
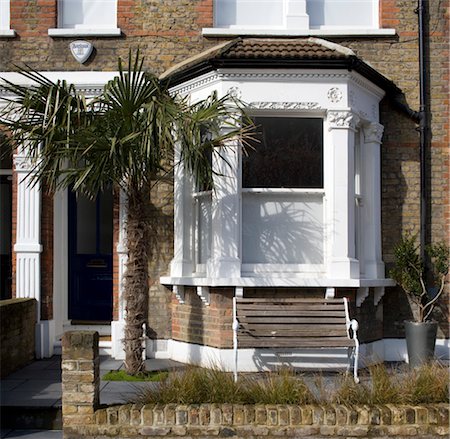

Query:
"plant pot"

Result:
[[404, 321, 438, 368]]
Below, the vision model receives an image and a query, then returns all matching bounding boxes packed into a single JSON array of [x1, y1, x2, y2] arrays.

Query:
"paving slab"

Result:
[[1, 430, 62, 438], [0, 380, 27, 392]]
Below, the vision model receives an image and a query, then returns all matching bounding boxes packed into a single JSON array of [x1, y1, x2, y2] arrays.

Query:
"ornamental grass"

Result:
[[135, 362, 449, 406]]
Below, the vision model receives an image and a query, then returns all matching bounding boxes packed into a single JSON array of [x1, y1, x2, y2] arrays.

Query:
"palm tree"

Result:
[[0, 52, 251, 374]]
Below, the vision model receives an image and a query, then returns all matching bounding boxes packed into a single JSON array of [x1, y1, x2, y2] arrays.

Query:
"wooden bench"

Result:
[[232, 297, 360, 382]]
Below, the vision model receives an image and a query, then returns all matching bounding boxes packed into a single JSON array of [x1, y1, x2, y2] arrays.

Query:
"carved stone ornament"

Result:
[[363, 122, 384, 144], [69, 40, 94, 64], [227, 86, 241, 99], [249, 101, 321, 110], [327, 110, 360, 130], [13, 154, 32, 171], [327, 87, 343, 103]]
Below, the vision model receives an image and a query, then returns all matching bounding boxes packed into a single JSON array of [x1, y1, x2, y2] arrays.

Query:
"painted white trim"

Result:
[[383, 338, 450, 363], [160, 275, 395, 288], [156, 338, 449, 372], [35, 320, 55, 359], [0, 29, 15, 37], [48, 28, 121, 37], [0, 71, 119, 95], [202, 28, 396, 37]]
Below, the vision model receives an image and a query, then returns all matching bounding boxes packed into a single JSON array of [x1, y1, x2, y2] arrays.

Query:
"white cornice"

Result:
[[173, 70, 355, 95], [0, 71, 118, 97]]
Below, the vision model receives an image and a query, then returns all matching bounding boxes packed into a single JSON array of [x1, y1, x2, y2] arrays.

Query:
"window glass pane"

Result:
[[76, 194, 97, 254], [197, 195, 212, 265], [243, 117, 323, 188], [215, 0, 284, 27], [0, 0, 10, 30], [59, 0, 117, 28], [242, 193, 324, 264], [307, 0, 376, 28], [99, 188, 113, 255]]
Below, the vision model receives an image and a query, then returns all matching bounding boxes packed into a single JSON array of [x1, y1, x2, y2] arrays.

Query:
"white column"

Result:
[[13, 149, 54, 358], [286, 0, 309, 29], [14, 152, 42, 308], [326, 109, 360, 279], [207, 135, 241, 279], [361, 122, 385, 278], [112, 189, 128, 360], [169, 145, 193, 277]]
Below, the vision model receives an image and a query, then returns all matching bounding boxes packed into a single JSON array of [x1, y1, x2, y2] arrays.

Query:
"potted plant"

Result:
[[390, 234, 449, 367]]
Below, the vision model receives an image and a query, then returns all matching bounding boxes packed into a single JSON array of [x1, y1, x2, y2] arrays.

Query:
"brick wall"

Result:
[[62, 331, 450, 438], [0, 298, 36, 377], [172, 288, 233, 348], [3, 0, 448, 340]]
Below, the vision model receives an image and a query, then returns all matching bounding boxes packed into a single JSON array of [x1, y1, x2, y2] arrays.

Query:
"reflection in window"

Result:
[[243, 117, 323, 188], [0, 0, 11, 31], [214, 0, 378, 30], [58, 0, 117, 29]]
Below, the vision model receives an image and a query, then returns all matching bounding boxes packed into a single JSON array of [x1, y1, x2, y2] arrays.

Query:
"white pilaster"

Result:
[[361, 122, 385, 278], [207, 135, 241, 279], [170, 144, 193, 277], [112, 189, 127, 359], [286, 0, 309, 29], [326, 109, 360, 279], [14, 149, 47, 356]]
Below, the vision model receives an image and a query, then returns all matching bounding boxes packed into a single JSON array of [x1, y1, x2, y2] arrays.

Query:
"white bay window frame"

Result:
[[162, 69, 394, 291]]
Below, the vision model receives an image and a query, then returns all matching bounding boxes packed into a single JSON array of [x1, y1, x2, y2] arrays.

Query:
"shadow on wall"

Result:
[[146, 184, 174, 341]]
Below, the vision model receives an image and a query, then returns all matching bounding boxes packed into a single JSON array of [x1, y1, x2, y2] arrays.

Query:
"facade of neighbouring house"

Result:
[[0, 0, 448, 369]]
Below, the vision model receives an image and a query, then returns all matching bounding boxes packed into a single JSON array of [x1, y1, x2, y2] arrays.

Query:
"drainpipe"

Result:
[[416, 0, 429, 261]]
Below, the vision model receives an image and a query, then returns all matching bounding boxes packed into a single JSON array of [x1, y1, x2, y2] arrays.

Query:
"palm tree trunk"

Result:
[[123, 184, 150, 375]]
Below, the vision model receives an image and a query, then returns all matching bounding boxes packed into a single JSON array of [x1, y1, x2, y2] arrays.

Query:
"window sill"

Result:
[[0, 29, 16, 37], [48, 28, 121, 37], [202, 28, 396, 38], [160, 275, 396, 288]]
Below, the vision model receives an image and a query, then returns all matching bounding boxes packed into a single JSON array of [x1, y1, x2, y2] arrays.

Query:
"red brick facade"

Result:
[[2, 1, 448, 347]]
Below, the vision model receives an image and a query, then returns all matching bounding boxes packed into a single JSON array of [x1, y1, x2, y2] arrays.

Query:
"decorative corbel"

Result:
[[356, 287, 370, 307], [173, 285, 185, 304], [374, 287, 385, 306], [196, 286, 210, 306]]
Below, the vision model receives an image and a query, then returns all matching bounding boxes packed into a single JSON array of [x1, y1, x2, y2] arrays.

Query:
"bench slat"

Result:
[[236, 298, 345, 303], [238, 304, 345, 311], [239, 330, 348, 337], [238, 337, 354, 348], [237, 309, 344, 317], [237, 317, 346, 324]]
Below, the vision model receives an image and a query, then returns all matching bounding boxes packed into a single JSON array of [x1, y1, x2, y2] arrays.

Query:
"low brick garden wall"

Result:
[[62, 331, 449, 438], [0, 298, 37, 378]]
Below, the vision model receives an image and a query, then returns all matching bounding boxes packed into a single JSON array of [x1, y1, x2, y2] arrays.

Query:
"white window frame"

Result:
[[48, 0, 121, 37], [203, 0, 396, 37], [0, 0, 15, 37]]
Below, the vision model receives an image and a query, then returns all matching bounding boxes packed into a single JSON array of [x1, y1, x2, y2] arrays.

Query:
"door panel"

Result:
[[68, 189, 113, 321]]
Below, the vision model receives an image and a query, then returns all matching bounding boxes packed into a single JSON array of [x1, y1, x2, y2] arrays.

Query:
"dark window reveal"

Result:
[[242, 117, 323, 188]]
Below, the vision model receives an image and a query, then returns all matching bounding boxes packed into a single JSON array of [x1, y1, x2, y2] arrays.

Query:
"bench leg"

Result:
[[232, 296, 238, 382]]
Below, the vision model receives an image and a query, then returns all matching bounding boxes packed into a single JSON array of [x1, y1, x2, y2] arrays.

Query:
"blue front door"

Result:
[[68, 188, 113, 322]]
